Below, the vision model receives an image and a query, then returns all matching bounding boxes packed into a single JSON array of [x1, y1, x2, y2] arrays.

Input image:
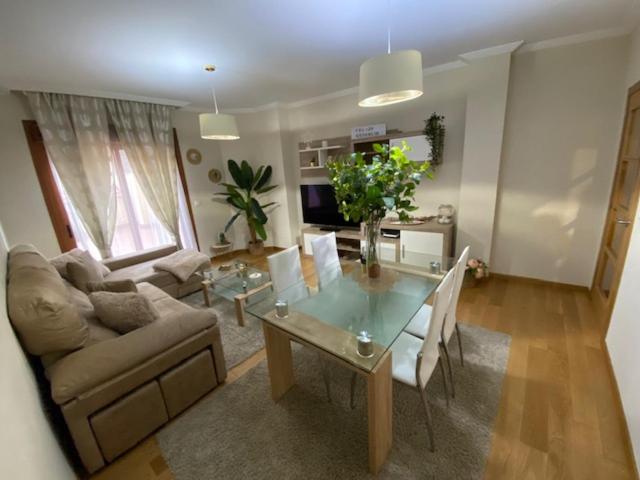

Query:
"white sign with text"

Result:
[[351, 124, 386, 140]]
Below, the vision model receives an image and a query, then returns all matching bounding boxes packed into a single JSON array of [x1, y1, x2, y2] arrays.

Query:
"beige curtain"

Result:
[[106, 100, 182, 248], [26, 92, 116, 258]]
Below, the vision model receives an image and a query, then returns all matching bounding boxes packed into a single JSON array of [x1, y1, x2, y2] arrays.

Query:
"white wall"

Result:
[[172, 110, 228, 255], [285, 64, 470, 244], [0, 92, 59, 257], [0, 224, 74, 479], [491, 36, 629, 286], [607, 24, 640, 472], [457, 53, 511, 260]]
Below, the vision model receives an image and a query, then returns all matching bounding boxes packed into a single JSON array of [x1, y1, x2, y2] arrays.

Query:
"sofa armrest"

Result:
[[102, 245, 178, 271], [47, 309, 217, 404]]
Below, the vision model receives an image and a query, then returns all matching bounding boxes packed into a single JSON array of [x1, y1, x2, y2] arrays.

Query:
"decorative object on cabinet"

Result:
[[351, 123, 387, 140], [327, 142, 432, 278], [186, 148, 202, 165], [423, 113, 445, 165], [214, 159, 278, 255], [437, 204, 455, 224], [208, 168, 222, 183]]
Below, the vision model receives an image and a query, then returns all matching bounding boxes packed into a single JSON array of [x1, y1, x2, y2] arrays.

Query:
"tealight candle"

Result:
[[275, 300, 289, 319], [357, 331, 374, 358], [430, 261, 441, 274]]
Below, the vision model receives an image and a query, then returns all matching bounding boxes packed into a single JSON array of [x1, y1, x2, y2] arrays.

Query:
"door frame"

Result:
[[591, 80, 640, 333]]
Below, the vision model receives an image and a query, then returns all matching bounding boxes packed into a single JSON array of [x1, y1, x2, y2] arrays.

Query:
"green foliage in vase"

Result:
[[423, 112, 445, 165], [215, 159, 278, 242], [327, 142, 432, 225]]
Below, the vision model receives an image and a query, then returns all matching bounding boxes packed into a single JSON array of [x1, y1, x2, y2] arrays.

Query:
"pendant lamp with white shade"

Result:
[[358, 17, 423, 107], [199, 65, 239, 140]]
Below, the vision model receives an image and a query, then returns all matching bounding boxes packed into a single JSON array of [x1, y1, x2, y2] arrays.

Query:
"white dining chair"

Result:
[[403, 246, 470, 398], [349, 269, 455, 451], [392, 268, 455, 451], [267, 245, 309, 302], [310, 232, 342, 289], [266, 246, 332, 402]]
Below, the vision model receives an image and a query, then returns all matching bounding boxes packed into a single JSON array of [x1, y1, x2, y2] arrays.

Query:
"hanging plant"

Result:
[[423, 113, 445, 165]]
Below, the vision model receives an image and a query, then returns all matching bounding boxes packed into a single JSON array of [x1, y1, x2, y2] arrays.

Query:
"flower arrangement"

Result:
[[466, 258, 489, 280]]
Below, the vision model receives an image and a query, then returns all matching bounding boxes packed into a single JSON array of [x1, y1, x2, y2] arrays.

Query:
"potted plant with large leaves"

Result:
[[216, 159, 278, 255], [327, 142, 432, 278]]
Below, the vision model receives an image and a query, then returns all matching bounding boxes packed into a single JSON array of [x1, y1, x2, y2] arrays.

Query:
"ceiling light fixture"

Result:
[[358, 6, 423, 108], [199, 65, 239, 140]]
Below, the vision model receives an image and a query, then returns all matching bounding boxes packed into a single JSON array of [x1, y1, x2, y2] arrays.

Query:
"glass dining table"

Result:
[[246, 252, 454, 474]]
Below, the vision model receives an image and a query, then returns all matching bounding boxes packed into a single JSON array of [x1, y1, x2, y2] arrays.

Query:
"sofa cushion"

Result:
[[89, 292, 160, 334], [47, 299, 218, 404], [102, 245, 178, 272], [87, 279, 138, 293], [67, 256, 105, 293], [50, 248, 110, 280], [8, 245, 88, 355], [105, 258, 176, 288]]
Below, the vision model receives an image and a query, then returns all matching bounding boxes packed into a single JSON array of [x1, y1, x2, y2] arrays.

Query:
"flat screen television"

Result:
[[300, 184, 359, 229]]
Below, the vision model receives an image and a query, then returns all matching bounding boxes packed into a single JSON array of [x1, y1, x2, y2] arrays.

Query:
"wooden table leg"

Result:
[[202, 281, 211, 307], [234, 296, 246, 327], [367, 351, 393, 474], [262, 322, 295, 401]]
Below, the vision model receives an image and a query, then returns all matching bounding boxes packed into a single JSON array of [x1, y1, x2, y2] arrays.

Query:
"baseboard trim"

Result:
[[490, 272, 589, 292], [602, 340, 640, 477]]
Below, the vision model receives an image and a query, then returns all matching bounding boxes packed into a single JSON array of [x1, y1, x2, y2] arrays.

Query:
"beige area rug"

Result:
[[180, 291, 265, 369], [157, 323, 510, 479]]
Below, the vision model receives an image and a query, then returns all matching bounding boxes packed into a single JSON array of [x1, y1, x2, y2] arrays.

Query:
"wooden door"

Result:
[[592, 84, 640, 332]]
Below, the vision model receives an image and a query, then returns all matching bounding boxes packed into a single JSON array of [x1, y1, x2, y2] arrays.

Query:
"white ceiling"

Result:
[[0, 0, 638, 110]]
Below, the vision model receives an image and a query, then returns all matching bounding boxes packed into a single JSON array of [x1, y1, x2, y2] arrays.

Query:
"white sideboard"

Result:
[[301, 220, 454, 266]]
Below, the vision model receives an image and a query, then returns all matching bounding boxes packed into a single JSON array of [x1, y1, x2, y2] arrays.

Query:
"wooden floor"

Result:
[[91, 250, 638, 480]]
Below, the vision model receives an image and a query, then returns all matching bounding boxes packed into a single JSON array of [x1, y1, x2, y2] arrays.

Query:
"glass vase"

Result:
[[363, 219, 382, 278]]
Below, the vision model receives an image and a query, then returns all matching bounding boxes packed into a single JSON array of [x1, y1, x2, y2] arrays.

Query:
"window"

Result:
[[51, 147, 197, 259]]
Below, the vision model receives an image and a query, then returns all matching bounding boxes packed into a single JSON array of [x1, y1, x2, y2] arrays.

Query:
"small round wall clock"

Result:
[[186, 148, 202, 165], [208, 168, 222, 183]]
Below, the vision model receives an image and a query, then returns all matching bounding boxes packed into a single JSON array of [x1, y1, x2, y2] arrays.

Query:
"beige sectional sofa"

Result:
[[100, 244, 203, 298], [6, 245, 226, 474]]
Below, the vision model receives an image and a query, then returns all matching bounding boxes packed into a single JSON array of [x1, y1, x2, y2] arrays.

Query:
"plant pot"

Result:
[[367, 263, 381, 279], [363, 219, 382, 279], [248, 240, 264, 256]]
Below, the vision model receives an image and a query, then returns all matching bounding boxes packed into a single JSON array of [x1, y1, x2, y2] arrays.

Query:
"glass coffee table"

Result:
[[199, 263, 272, 326]]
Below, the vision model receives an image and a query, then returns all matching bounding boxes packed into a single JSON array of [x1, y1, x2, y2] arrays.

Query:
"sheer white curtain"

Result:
[[26, 92, 116, 257], [53, 148, 196, 259], [106, 100, 183, 249]]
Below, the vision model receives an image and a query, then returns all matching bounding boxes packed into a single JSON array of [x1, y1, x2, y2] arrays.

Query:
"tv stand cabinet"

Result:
[[302, 227, 362, 257], [301, 220, 455, 263]]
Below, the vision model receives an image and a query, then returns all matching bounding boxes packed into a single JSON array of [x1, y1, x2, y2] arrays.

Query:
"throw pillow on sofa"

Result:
[[67, 251, 109, 293], [89, 292, 160, 334], [87, 279, 138, 293], [50, 248, 110, 280]]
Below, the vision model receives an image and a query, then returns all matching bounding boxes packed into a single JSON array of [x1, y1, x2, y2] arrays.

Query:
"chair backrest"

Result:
[[417, 268, 455, 389], [442, 246, 470, 341], [310, 232, 342, 289], [267, 245, 304, 294]]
